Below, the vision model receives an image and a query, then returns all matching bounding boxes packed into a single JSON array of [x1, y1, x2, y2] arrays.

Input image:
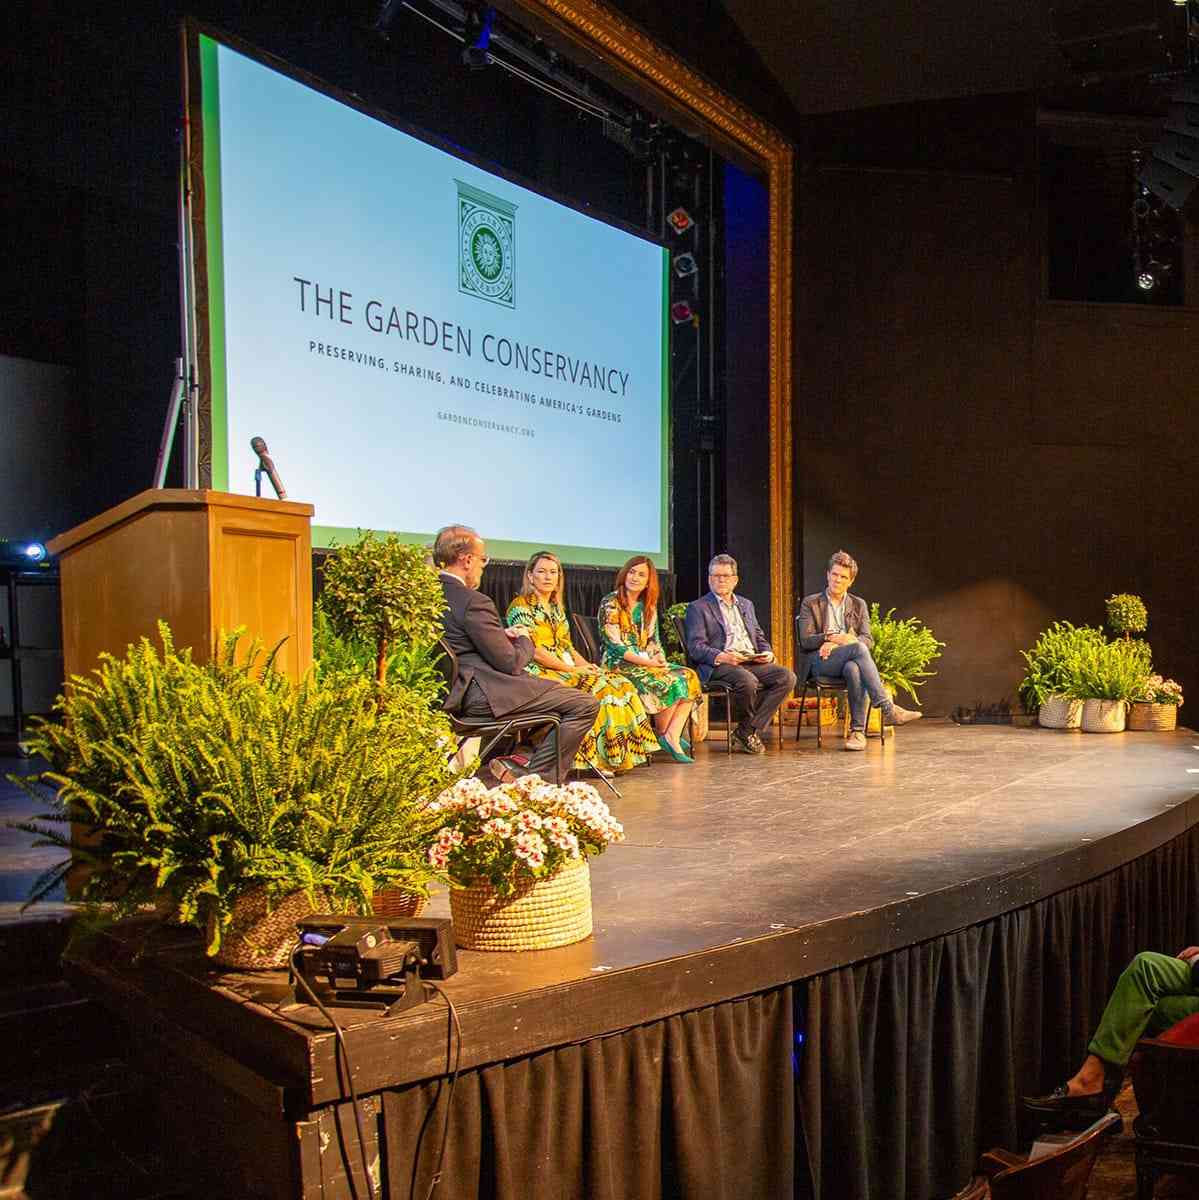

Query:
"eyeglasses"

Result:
[[709, 572, 737, 580]]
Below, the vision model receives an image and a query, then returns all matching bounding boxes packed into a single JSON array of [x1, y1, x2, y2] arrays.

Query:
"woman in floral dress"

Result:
[[598, 556, 700, 763], [506, 552, 659, 775]]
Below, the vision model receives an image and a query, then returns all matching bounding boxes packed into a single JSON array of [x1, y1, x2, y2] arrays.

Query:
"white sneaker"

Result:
[[887, 704, 923, 726], [845, 730, 867, 751]]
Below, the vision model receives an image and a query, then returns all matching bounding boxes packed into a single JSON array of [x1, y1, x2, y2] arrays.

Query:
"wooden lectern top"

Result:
[[48, 488, 315, 557]]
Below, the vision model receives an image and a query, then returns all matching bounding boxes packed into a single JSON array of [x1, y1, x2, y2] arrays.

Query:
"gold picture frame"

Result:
[[503, 0, 796, 660]]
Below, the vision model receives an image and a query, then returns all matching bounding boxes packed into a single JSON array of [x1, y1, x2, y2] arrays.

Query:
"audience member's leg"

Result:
[[1088, 951, 1198, 1067], [1026, 951, 1199, 1111]]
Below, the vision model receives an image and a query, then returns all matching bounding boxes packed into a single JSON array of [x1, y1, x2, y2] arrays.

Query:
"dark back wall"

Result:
[[799, 95, 1199, 716]]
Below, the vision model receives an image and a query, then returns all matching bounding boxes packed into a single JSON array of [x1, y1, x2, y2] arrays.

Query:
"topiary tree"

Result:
[[320, 533, 446, 686], [1105, 593, 1148, 639]]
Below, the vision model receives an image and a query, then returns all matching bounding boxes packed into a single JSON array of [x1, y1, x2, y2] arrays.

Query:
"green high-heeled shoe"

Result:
[[657, 734, 694, 763]]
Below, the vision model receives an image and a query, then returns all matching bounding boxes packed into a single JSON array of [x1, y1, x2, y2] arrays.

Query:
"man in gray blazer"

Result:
[[434, 525, 598, 784], [684, 554, 796, 754], [796, 549, 922, 750]]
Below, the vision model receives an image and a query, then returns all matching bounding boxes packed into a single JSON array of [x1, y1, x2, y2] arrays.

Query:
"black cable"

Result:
[[290, 944, 375, 1200], [420, 979, 463, 1200]]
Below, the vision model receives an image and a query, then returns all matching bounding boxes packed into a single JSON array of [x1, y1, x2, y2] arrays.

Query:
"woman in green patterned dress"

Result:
[[598, 556, 700, 763], [506, 552, 660, 775]]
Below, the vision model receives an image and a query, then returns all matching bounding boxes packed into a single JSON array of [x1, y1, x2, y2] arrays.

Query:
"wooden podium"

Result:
[[48, 489, 315, 683]]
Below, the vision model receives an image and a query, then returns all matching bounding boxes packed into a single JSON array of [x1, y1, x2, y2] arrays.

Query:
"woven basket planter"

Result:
[[449, 858, 592, 951], [211, 887, 332, 970], [1080, 699, 1127, 734], [1038, 694, 1082, 729], [371, 889, 427, 918], [1127, 701, 1179, 732]]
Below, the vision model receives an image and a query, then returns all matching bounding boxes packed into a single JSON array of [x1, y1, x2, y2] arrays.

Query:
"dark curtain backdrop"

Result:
[[475, 564, 677, 630], [381, 984, 806, 1200], [364, 824, 1198, 1200]]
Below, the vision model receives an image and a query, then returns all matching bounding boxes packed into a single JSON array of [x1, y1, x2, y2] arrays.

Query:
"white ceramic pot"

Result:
[[1080, 698, 1127, 734], [1038, 694, 1082, 729]]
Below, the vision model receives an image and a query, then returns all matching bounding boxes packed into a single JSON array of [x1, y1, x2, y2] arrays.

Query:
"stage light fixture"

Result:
[[1137, 260, 1171, 291], [0, 541, 50, 569], [293, 913, 457, 1015], [667, 206, 695, 235], [670, 300, 697, 325], [673, 253, 698, 278], [461, 4, 496, 69]]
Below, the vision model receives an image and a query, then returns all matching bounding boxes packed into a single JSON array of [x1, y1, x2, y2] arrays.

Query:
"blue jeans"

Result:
[[815, 642, 891, 731]]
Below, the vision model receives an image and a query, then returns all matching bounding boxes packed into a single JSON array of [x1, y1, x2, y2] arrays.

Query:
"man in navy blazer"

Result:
[[684, 554, 797, 754]]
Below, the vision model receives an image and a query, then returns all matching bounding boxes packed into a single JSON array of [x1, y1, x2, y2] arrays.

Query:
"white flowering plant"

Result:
[[1138, 675, 1184, 707], [426, 775, 624, 896]]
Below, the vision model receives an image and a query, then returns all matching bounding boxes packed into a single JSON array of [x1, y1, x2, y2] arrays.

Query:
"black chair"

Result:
[[570, 611, 601, 666], [1132, 1033, 1199, 1200], [434, 639, 563, 784], [670, 614, 733, 756], [792, 616, 888, 749]]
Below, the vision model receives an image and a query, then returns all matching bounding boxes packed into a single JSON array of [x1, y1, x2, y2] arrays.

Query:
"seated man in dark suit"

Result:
[[434, 525, 598, 785], [684, 554, 797, 755], [797, 549, 921, 751]]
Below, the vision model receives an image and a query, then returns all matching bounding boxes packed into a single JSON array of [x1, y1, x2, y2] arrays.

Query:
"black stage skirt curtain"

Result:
[[799, 823, 1199, 1200], [381, 984, 809, 1200]]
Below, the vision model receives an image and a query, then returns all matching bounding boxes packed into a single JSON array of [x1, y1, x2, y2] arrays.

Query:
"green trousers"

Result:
[[1088, 951, 1199, 1067]]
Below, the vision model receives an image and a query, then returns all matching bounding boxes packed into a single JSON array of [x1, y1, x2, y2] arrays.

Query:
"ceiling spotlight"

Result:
[[1136, 259, 1171, 291], [673, 252, 698, 278], [667, 207, 695, 235], [670, 301, 698, 325], [461, 5, 495, 69]]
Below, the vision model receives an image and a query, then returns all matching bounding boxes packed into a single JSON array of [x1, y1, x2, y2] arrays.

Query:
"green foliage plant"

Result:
[[320, 533, 446, 686], [1105, 593, 1148, 638], [1065, 637, 1152, 705], [867, 603, 945, 702], [11, 624, 455, 953], [661, 602, 690, 663], [314, 601, 444, 705], [1018, 621, 1106, 711]]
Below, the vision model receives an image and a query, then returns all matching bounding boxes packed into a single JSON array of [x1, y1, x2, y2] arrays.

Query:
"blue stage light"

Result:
[[0, 540, 52, 569]]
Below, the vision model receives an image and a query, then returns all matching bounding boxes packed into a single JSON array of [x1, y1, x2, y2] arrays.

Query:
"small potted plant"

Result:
[[1105, 593, 1148, 641], [865, 604, 944, 730], [12, 625, 455, 967], [427, 774, 624, 951], [1018, 621, 1106, 729], [1066, 637, 1152, 734], [1128, 675, 1184, 731], [661, 600, 709, 741], [319, 531, 446, 688]]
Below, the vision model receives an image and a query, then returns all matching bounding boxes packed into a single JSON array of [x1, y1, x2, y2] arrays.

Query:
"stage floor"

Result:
[[57, 720, 1199, 1101], [424, 719, 1199, 994]]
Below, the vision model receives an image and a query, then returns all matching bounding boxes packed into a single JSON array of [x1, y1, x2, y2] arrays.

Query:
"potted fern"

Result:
[[1018, 621, 1106, 729], [867, 603, 944, 719], [1066, 637, 1152, 734], [12, 625, 456, 967]]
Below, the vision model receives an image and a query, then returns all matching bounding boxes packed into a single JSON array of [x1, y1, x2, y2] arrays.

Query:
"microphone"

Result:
[[250, 436, 287, 499]]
